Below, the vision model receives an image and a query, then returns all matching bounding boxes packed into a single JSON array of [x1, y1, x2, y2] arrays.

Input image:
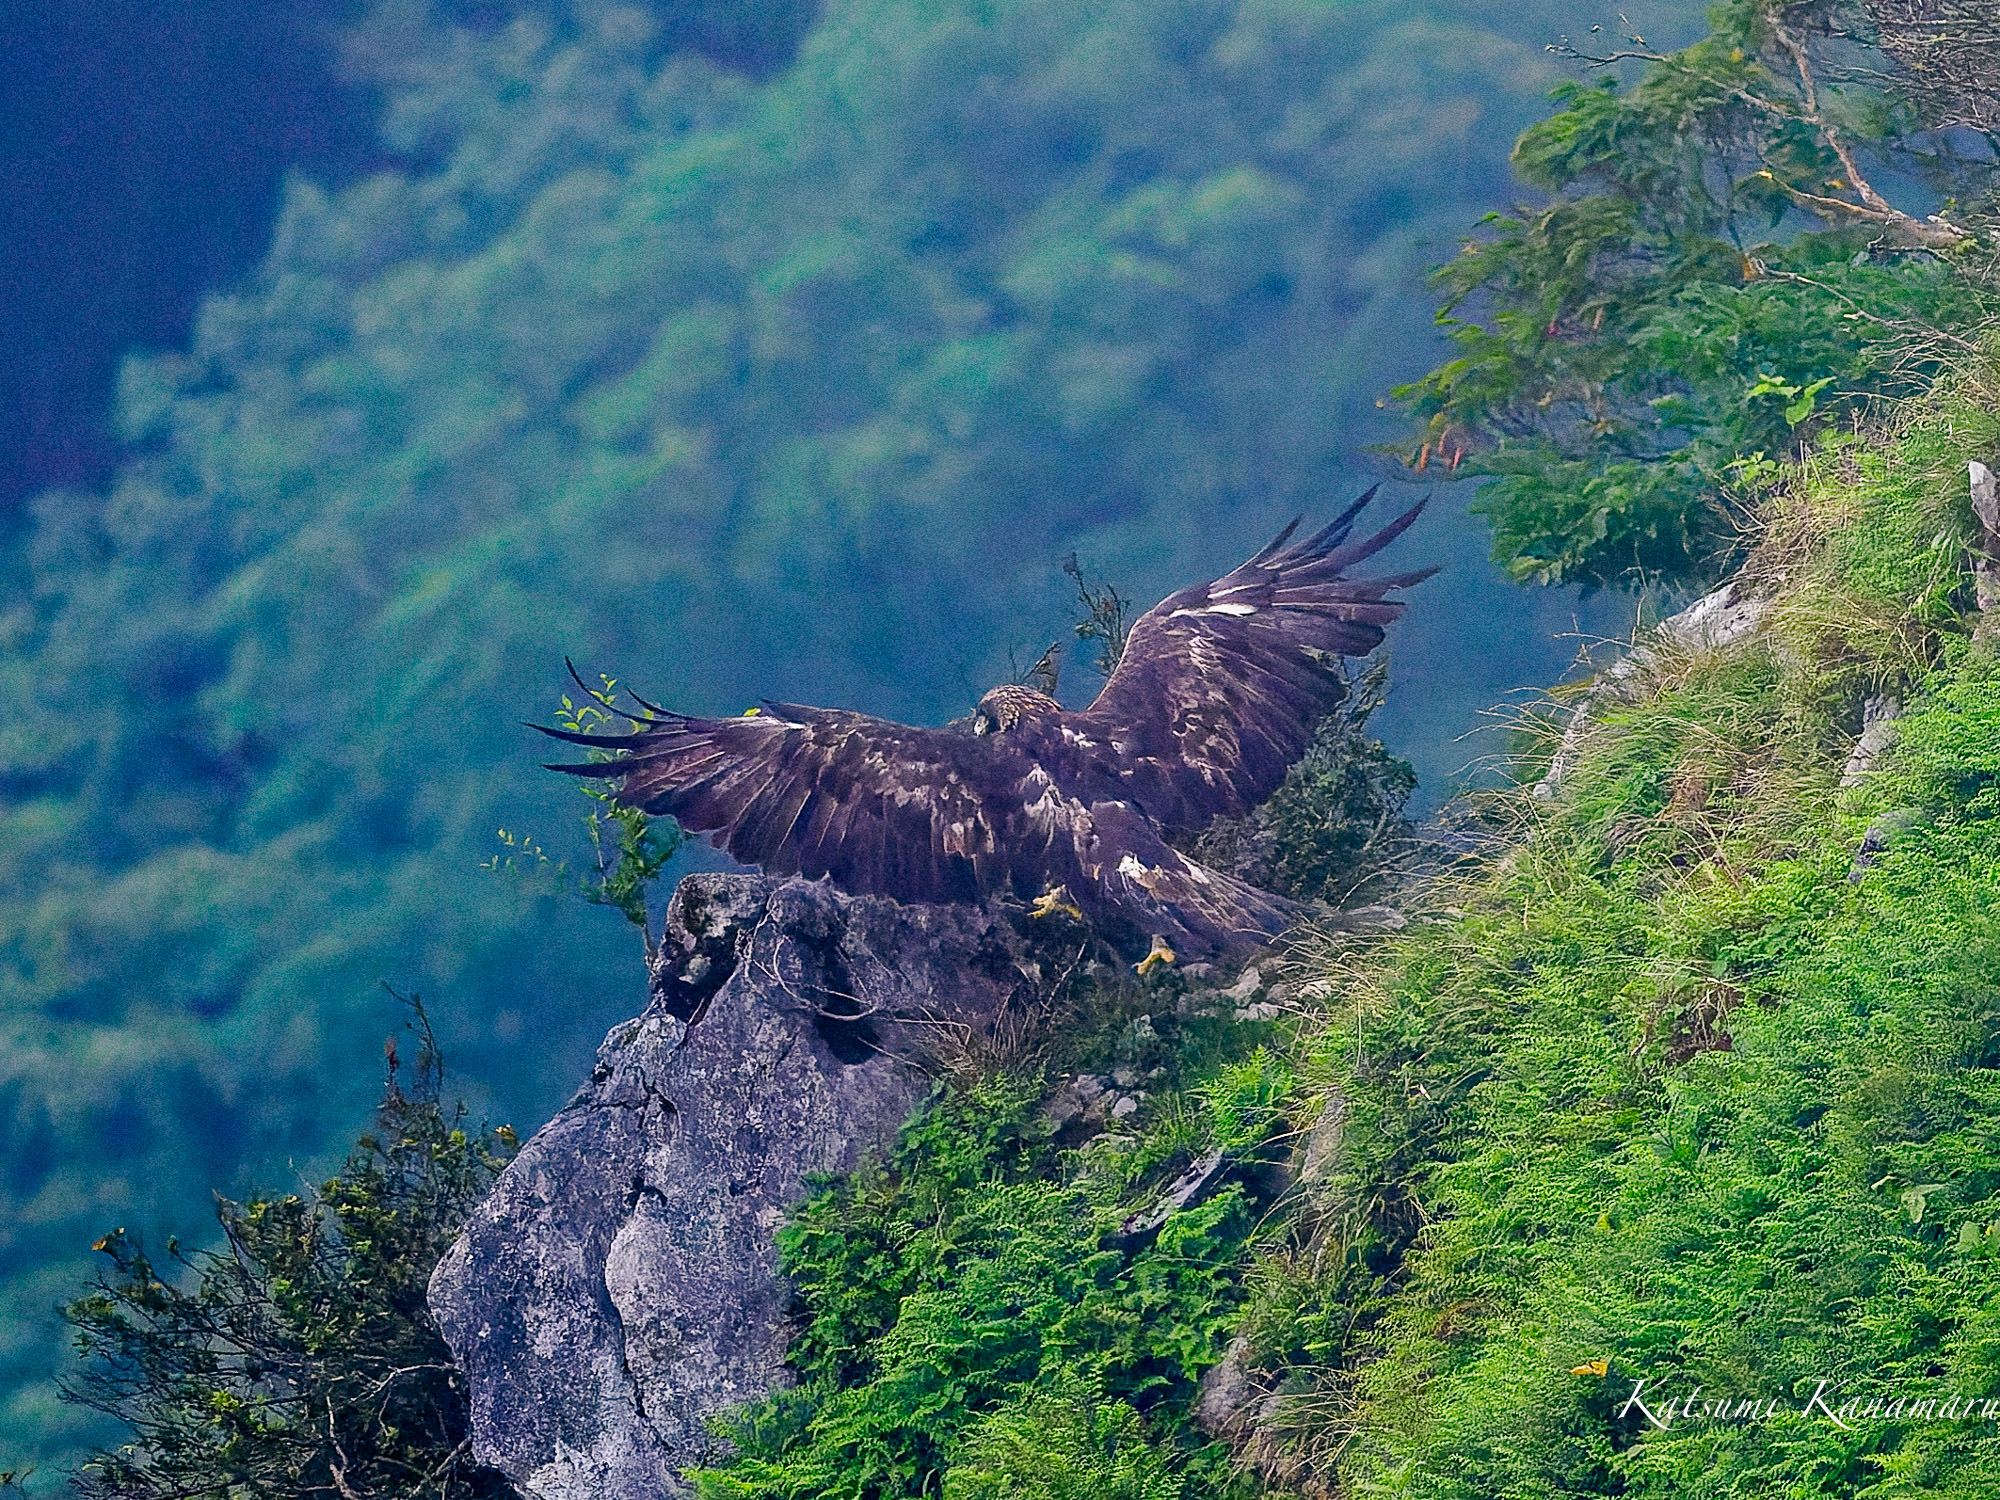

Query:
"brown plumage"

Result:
[[542, 489, 1433, 959]]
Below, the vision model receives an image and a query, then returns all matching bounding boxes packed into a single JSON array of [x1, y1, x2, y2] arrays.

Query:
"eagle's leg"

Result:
[[1031, 883, 1084, 921], [1135, 934, 1177, 976]]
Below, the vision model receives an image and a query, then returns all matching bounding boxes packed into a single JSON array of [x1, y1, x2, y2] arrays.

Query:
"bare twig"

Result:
[[1868, 0, 2000, 132], [1555, 4, 1973, 249]]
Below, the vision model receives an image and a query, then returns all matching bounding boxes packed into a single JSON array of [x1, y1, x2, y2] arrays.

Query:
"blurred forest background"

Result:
[[0, 0, 1707, 1459]]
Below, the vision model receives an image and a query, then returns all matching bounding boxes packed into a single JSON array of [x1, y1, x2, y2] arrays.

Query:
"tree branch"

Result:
[[1555, 5, 1973, 250]]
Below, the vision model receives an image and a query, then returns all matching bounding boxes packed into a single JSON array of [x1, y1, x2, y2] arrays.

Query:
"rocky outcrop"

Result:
[[1839, 693, 1903, 787], [430, 873, 1073, 1499]]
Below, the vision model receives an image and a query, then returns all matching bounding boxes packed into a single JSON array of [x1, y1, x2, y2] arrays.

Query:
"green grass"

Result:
[[1245, 363, 2000, 1496], [690, 1008, 1293, 1500]]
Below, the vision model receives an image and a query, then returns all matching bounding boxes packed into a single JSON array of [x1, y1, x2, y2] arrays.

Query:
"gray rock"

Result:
[[1040, 1073, 1110, 1135], [1315, 902, 1407, 933], [1533, 579, 1773, 800], [1972, 460, 2000, 632], [1195, 1329, 1262, 1438], [430, 873, 1056, 1499], [1223, 965, 1264, 1002], [1117, 1147, 1227, 1240], [1294, 1095, 1346, 1185], [1847, 805, 1931, 883], [1839, 694, 1902, 787]]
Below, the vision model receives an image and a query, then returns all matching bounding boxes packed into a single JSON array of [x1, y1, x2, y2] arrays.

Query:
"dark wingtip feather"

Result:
[[542, 760, 624, 778], [562, 656, 673, 722], [1334, 496, 1428, 568], [1377, 564, 1442, 590], [529, 721, 640, 748], [1247, 516, 1304, 567], [1294, 484, 1380, 557]]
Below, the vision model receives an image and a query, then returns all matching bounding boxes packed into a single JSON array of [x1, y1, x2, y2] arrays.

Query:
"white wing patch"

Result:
[[1169, 602, 1258, 618], [1117, 854, 1149, 878]]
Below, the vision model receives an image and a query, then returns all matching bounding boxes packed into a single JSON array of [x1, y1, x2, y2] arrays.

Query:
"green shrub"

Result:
[[945, 1377, 1183, 1500], [63, 1001, 518, 1500], [1398, 0, 2000, 590], [692, 1028, 1284, 1499], [488, 672, 685, 960], [1181, 660, 1416, 905]]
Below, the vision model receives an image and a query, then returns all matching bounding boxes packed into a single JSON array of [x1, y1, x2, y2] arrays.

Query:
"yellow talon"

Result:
[[1030, 886, 1083, 921], [1570, 1358, 1610, 1377], [742, 706, 761, 716], [1135, 935, 1176, 976]]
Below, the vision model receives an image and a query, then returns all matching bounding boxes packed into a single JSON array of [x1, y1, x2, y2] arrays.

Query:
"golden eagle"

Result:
[[543, 491, 1431, 960]]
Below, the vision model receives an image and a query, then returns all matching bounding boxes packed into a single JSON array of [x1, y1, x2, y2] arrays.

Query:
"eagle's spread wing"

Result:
[[540, 704, 1309, 954], [536, 492, 1431, 957], [1069, 490, 1433, 831], [541, 706, 1057, 905]]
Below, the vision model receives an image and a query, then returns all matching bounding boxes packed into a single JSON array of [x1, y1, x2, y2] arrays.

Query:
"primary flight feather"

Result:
[[542, 489, 1433, 959]]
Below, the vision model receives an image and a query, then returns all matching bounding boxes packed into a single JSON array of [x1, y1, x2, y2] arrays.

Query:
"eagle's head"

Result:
[[973, 684, 1061, 736]]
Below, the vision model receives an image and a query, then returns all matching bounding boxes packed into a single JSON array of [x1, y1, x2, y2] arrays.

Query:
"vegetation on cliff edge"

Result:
[[1397, 0, 2000, 590], [696, 336, 2000, 1500], [62, 1003, 517, 1500]]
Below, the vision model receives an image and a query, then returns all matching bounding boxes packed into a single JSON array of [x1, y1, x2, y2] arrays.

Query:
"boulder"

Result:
[[429, 873, 1063, 1499]]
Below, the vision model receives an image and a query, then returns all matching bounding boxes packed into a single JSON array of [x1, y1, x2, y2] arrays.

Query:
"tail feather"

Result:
[[1079, 804, 1302, 961]]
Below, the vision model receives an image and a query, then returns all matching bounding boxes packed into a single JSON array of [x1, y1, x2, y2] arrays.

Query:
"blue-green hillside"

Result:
[[0, 0, 1706, 1457], [31, 2, 2000, 1493]]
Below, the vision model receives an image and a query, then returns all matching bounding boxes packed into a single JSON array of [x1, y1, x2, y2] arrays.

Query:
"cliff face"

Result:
[[428, 873, 1076, 1499]]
